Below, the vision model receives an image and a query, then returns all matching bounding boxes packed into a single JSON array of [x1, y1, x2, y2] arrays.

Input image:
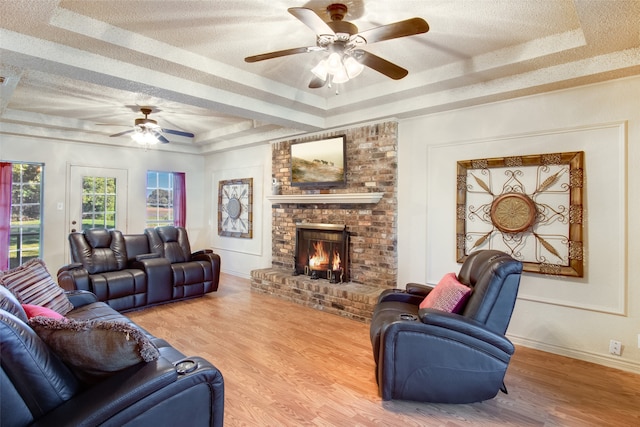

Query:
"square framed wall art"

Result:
[[456, 151, 584, 277], [218, 178, 253, 238]]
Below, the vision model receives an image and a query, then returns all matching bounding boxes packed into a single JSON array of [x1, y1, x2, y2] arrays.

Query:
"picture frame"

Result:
[[290, 135, 346, 187], [218, 178, 253, 238], [456, 151, 584, 277]]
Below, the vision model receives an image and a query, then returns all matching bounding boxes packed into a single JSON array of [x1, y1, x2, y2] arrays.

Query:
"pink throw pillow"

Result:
[[419, 272, 471, 314], [22, 304, 67, 320]]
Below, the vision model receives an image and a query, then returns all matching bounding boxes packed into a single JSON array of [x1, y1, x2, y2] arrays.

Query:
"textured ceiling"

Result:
[[1, 0, 639, 154]]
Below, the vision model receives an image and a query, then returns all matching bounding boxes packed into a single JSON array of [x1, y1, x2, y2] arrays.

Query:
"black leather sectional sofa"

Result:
[[0, 283, 224, 427], [57, 226, 221, 312]]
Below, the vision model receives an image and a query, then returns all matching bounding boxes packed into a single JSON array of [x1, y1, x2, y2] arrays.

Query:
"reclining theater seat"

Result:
[[63, 229, 154, 312], [145, 226, 221, 299], [369, 250, 523, 404], [58, 228, 221, 312]]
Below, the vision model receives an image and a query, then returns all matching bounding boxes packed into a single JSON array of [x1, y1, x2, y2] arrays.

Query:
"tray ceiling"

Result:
[[1, 0, 639, 153]]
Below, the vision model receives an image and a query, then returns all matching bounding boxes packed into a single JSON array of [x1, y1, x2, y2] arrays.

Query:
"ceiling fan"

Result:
[[109, 107, 194, 144], [244, 3, 429, 88]]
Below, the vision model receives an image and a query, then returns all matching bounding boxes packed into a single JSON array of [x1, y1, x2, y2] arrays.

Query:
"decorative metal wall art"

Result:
[[218, 178, 253, 238], [457, 152, 584, 277]]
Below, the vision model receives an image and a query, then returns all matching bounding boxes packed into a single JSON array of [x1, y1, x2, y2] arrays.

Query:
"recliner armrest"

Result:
[[418, 308, 515, 354], [131, 256, 170, 269], [405, 282, 434, 297], [30, 356, 224, 427], [58, 262, 84, 272], [129, 257, 172, 305], [376, 282, 436, 304], [376, 288, 424, 305], [57, 264, 91, 292], [135, 253, 160, 261], [192, 249, 213, 256], [64, 290, 98, 308], [30, 357, 176, 427]]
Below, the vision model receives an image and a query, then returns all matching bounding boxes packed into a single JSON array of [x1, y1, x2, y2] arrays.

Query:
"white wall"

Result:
[[3, 76, 638, 374], [0, 137, 207, 270], [398, 75, 640, 373], [204, 144, 273, 279]]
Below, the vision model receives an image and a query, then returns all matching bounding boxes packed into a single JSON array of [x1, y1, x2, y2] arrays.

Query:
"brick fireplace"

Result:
[[250, 121, 398, 322]]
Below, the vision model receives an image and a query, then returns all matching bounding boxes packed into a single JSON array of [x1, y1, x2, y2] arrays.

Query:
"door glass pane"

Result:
[[95, 195, 105, 212], [106, 213, 116, 229], [81, 175, 117, 231]]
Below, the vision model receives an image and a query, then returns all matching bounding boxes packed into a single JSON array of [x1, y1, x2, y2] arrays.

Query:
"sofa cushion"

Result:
[[22, 303, 67, 320], [69, 229, 129, 274], [419, 272, 471, 313], [29, 316, 160, 383], [1, 258, 74, 315], [0, 284, 28, 322], [157, 225, 179, 243], [147, 226, 192, 263], [85, 228, 112, 249], [1, 310, 82, 421], [66, 301, 137, 324]]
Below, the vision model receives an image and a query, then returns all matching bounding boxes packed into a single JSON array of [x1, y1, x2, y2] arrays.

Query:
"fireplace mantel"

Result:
[[266, 192, 384, 205]]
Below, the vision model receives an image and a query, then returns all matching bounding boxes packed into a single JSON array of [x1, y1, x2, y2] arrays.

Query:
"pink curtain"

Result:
[[0, 162, 12, 270], [174, 172, 186, 228]]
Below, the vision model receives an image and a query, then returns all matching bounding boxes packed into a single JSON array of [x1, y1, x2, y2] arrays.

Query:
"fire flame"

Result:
[[332, 249, 341, 271], [308, 241, 343, 274], [309, 241, 329, 270]]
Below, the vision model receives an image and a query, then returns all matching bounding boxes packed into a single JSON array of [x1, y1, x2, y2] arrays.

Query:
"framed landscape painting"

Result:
[[290, 135, 346, 187]]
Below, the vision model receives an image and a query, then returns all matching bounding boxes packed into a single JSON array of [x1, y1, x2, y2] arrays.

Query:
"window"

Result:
[[146, 171, 186, 228], [1, 163, 44, 269]]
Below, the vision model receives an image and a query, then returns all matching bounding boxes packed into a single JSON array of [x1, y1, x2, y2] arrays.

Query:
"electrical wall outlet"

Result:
[[637, 334, 640, 349], [609, 339, 622, 356]]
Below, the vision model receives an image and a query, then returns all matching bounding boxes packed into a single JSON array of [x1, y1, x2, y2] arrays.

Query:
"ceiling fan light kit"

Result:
[[311, 51, 364, 85], [244, 3, 429, 89], [108, 107, 194, 146], [132, 127, 160, 145]]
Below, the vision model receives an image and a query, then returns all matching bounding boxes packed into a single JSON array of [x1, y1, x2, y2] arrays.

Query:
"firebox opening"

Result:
[[294, 223, 349, 283]]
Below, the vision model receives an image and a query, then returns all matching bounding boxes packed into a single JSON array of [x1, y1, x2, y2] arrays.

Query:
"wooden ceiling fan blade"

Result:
[[288, 7, 336, 36], [161, 128, 194, 138], [110, 129, 134, 137], [357, 17, 429, 44], [245, 46, 319, 63], [308, 76, 327, 89], [358, 51, 408, 80]]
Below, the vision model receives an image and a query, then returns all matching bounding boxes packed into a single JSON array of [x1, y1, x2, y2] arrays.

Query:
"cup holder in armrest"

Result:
[[174, 359, 198, 375], [399, 313, 418, 321]]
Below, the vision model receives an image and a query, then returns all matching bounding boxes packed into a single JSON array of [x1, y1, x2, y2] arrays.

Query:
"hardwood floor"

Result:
[[127, 274, 640, 426]]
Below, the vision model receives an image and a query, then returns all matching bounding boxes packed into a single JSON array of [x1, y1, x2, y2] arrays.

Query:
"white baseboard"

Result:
[[509, 334, 640, 374], [220, 269, 251, 280]]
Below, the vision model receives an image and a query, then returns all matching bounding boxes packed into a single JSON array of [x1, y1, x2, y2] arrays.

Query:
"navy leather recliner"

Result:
[[369, 250, 523, 403]]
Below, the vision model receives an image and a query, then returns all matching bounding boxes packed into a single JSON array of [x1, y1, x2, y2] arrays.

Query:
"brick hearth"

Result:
[[250, 268, 381, 323]]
